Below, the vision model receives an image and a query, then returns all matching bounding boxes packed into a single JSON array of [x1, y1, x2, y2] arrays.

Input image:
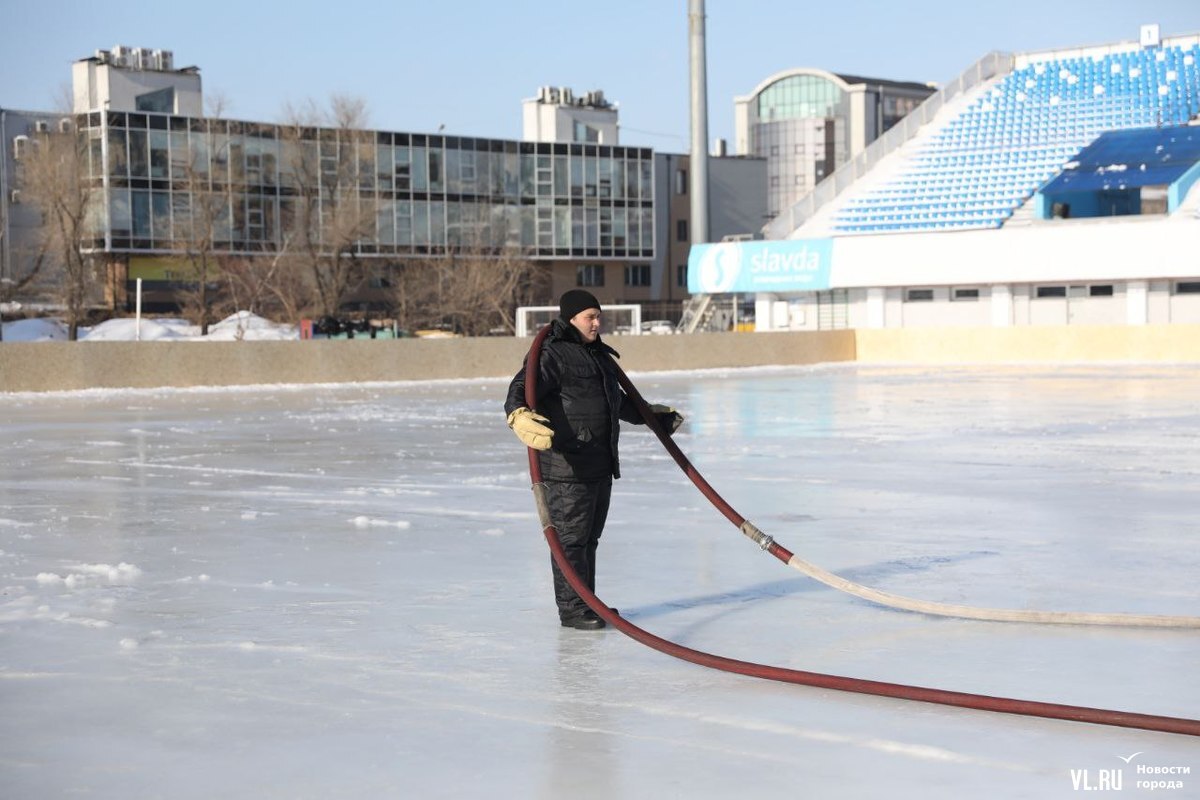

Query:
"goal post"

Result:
[[515, 305, 642, 337]]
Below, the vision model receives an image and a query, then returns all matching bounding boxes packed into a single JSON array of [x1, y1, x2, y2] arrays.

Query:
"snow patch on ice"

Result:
[[350, 516, 412, 530], [36, 562, 142, 589], [344, 486, 436, 498], [0, 596, 113, 628]]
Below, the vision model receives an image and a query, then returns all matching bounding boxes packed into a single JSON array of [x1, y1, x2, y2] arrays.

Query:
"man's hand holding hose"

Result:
[[507, 407, 554, 450]]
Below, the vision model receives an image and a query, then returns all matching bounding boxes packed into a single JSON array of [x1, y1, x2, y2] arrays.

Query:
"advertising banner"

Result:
[[687, 238, 834, 294]]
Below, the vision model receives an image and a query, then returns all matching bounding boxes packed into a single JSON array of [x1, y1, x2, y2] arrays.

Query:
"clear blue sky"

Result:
[[3, 0, 1198, 152]]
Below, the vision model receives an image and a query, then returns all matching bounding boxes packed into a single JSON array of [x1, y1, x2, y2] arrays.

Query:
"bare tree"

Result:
[[16, 118, 103, 340], [173, 131, 230, 335], [391, 244, 544, 336], [218, 237, 302, 337], [205, 89, 231, 120], [280, 94, 378, 318], [266, 254, 313, 324], [389, 261, 441, 332], [166, 91, 259, 336]]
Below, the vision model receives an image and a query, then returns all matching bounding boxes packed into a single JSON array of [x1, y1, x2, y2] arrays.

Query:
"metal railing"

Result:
[[762, 51, 1015, 240], [677, 292, 712, 334]]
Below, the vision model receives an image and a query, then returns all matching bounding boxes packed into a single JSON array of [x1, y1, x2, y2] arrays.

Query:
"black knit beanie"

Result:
[[559, 289, 601, 322]]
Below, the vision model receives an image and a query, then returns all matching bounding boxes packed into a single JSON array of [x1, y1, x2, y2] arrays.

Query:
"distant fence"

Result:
[[3, 326, 1198, 393]]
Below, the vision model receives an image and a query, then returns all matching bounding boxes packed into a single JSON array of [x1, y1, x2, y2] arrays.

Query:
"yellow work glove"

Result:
[[649, 404, 684, 434], [507, 407, 554, 450]]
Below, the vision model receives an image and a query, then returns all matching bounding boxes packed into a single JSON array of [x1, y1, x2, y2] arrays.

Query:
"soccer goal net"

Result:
[[515, 305, 642, 337]]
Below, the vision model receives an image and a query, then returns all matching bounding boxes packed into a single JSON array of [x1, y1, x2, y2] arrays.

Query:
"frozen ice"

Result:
[[1, 364, 1198, 798]]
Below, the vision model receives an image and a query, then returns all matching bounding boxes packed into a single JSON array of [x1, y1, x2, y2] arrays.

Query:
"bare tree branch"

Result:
[[280, 94, 378, 318], [390, 242, 545, 336], [16, 119, 103, 340]]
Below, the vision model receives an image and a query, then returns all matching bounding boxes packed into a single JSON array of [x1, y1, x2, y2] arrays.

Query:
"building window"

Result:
[[676, 264, 688, 287], [135, 87, 174, 113], [625, 264, 651, 287], [1175, 281, 1200, 294], [905, 288, 934, 302], [757, 74, 846, 120], [676, 219, 688, 242], [882, 94, 923, 132], [952, 287, 980, 301], [674, 168, 688, 195], [574, 122, 600, 143], [1036, 286, 1067, 298], [1089, 284, 1114, 297], [577, 264, 604, 287]]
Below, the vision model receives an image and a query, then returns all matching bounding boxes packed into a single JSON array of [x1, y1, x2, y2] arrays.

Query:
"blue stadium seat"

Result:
[[833, 41, 1200, 236]]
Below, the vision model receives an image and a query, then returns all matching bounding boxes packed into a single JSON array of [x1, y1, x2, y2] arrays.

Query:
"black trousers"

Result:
[[543, 478, 613, 620]]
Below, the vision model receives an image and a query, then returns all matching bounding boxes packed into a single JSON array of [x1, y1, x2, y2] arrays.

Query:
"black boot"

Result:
[[561, 610, 606, 630]]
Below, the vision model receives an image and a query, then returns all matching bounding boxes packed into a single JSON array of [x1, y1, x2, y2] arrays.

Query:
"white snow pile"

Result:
[[1, 318, 69, 341], [203, 311, 298, 341], [2, 312, 297, 342], [83, 317, 193, 341]]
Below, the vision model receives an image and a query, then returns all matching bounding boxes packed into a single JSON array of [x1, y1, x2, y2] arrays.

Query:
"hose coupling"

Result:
[[740, 521, 775, 551]]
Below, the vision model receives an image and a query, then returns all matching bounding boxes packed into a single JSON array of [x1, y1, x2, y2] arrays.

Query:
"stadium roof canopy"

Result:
[[1041, 126, 1200, 193]]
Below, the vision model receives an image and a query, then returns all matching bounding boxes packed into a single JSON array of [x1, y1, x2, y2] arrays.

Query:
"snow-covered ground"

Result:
[[1, 312, 298, 342], [1, 364, 1197, 798]]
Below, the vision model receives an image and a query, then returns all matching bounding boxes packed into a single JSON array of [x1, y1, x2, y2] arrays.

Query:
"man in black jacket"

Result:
[[505, 290, 683, 630]]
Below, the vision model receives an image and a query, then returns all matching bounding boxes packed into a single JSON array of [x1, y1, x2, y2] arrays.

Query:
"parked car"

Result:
[[640, 320, 676, 335]]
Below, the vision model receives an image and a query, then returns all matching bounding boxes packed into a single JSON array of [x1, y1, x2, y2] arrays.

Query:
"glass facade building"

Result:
[[74, 110, 655, 261], [5, 54, 668, 317], [751, 74, 851, 218], [735, 69, 934, 219]]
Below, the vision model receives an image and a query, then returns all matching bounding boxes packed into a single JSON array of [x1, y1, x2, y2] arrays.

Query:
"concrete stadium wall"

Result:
[[0, 330, 857, 393], [3, 325, 1197, 393], [854, 324, 1200, 363]]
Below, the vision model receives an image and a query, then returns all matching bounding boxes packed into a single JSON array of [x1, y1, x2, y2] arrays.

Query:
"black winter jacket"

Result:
[[505, 318, 644, 481]]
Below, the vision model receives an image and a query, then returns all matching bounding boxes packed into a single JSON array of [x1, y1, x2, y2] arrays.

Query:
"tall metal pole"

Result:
[[0, 108, 9, 342], [688, 0, 710, 245]]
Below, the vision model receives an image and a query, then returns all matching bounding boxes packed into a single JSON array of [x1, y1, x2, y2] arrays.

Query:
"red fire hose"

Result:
[[521, 323, 1200, 737]]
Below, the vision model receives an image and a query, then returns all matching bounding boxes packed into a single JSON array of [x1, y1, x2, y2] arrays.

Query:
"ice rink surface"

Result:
[[1, 363, 1197, 799]]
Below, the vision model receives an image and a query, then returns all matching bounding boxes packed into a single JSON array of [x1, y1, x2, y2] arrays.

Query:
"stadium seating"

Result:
[[832, 43, 1200, 234]]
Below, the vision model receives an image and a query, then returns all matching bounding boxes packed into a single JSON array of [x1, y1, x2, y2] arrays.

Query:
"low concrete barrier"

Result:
[[0, 330, 856, 392], [3, 325, 1197, 393]]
